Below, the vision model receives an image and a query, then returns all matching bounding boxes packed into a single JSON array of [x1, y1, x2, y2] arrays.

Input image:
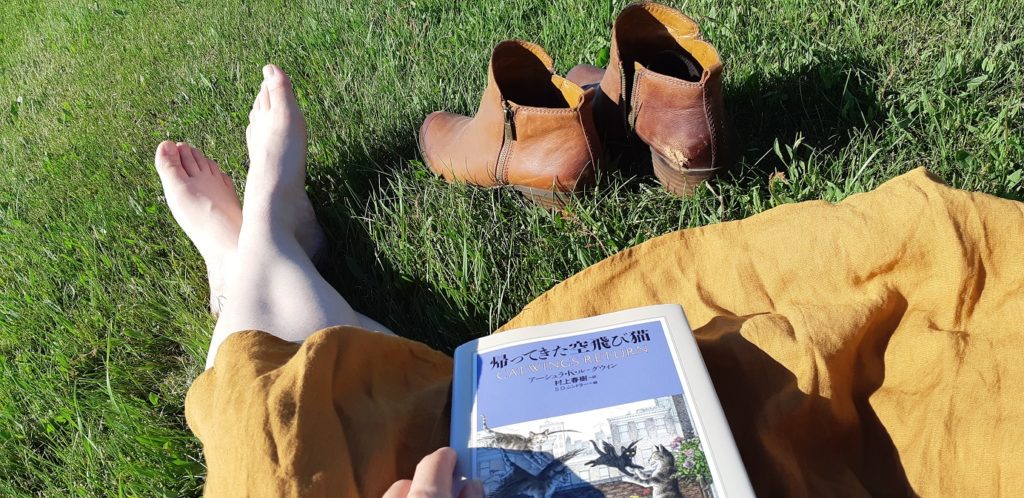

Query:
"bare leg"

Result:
[[155, 64, 393, 370]]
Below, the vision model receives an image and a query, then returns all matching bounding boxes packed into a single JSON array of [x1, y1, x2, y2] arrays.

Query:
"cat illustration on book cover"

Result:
[[475, 413, 581, 483], [490, 448, 584, 498], [478, 415, 578, 451], [621, 444, 684, 498], [585, 439, 645, 476]]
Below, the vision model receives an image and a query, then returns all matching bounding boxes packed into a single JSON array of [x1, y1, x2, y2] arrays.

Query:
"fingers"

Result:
[[408, 447, 456, 497], [382, 478, 483, 498], [382, 479, 412, 498], [457, 480, 484, 498]]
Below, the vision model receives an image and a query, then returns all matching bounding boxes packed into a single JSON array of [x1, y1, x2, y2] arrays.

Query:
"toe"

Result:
[[177, 142, 203, 176], [192, 147, 218, 175], [154, 140, 186, 181], [262, 64, 297, 111], [249, 83, 268, 123], [221, 172, 234, 188], [258, 81, 270, 111], [207, 157, 222, 175], [252, 84, 263, 111]]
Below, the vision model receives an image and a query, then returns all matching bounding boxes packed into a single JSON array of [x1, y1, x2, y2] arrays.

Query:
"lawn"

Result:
[[0, 0, 1021, 495]]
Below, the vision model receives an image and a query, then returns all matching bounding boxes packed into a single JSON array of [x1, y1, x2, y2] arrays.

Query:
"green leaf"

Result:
[[596, 47, 610, 67], [966, 75, 988, 90], [1008, 169, 1022, 187]]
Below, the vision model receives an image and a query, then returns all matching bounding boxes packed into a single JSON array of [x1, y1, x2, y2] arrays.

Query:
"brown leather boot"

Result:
[[419, 40, 601, 209], [566, 1, 729, 196]]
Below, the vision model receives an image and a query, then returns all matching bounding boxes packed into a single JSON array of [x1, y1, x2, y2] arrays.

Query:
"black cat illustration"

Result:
[[585, 439, 644, 476]]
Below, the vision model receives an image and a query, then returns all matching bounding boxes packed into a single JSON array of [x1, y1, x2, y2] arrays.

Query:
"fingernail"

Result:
[[263, 65, 274, 78]]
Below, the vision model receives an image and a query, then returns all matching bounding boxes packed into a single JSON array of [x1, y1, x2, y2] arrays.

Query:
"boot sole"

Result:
[[650, 147, 719, 197], [513, 185, 576, 210]]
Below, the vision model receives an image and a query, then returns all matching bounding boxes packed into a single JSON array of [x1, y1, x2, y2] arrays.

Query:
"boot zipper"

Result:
[[620, 61, 634, 140], [497, 101, 516, 184], [503, 102, 517, 141], [628, 72, 642, 131]]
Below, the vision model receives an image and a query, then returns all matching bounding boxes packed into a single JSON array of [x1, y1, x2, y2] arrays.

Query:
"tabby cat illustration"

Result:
[[478, 415, 578, 451], [622, 444, 683, 498], [585, 439, 644, 476]]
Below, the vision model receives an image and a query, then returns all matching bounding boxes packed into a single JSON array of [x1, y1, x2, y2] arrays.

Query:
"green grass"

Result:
[[0, 0, 1021, 494]]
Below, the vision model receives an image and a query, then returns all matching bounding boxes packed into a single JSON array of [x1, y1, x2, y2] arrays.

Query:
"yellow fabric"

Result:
[[185, 168, 1024, 496], [185, 328, 453, 497]]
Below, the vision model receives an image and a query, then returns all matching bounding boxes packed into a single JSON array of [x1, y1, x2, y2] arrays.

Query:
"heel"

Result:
[[651, 148, 718, 197], [513, 185, 572, 210]]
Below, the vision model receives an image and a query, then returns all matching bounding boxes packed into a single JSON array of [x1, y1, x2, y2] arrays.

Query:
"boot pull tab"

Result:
[[503, 101, 517, 141]]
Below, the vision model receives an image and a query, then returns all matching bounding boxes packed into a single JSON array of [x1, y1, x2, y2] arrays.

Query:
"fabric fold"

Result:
[[186, 168, 1024, 496], [185, 328, 453, 497]]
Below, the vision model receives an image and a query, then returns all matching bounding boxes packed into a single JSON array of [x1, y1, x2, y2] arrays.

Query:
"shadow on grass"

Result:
[[294, 52, 917, 493], [726, 54, 885, 177], [569, 53, 886, 191], [321, 240, 488, 355], [307, 131, 489, 354], [302, 54, 888, 353]]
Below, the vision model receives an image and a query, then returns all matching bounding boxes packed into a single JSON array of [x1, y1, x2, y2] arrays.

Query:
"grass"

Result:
[[0, 0, 1021, 494]]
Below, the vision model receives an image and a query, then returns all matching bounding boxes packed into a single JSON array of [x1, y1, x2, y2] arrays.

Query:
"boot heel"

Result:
[[513, 185, 571, 210], [651, 147, 718, 197]]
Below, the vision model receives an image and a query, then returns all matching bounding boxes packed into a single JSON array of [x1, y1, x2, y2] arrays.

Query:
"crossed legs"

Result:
[[154, 64, 392, 369]]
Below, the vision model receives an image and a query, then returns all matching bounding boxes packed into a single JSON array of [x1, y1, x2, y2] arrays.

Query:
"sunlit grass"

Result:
[[0, 0, 1021, 494]]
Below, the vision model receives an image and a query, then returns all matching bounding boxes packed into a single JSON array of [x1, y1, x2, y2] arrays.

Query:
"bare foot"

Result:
[[243, 64, 325, 255], [154, 141, 241, 315]]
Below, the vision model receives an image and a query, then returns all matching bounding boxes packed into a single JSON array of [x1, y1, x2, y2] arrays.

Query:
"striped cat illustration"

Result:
[[623, 444, 683, 498], [478, 415, 578, 451]]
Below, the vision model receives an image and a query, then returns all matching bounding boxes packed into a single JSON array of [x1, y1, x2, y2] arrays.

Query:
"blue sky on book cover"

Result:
[[474, 319, 683, 427]]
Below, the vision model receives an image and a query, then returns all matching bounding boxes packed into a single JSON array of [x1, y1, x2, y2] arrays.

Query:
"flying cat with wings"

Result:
[[585, 439, 645, 476]]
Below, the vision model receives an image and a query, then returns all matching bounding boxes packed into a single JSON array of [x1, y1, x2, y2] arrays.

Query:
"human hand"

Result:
[[383, 447, 484, 498]]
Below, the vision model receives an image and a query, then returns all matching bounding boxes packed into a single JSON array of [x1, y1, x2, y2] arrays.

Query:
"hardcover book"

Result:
[[450, 304, 754, 498]]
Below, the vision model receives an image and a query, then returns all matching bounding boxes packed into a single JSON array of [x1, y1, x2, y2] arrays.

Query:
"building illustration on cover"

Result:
[[473, 395, 716, 498]]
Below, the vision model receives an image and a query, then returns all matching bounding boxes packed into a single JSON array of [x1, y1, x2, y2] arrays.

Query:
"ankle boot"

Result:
[[566, 1, 729, 196], [419, 40, 601, 209]]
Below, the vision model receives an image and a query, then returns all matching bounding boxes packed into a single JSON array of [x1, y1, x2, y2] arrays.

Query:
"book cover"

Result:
[[451, 304, 753, 497]]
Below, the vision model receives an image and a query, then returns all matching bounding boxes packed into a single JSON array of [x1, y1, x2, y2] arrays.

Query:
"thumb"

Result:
[[457, 480, 484, 498]]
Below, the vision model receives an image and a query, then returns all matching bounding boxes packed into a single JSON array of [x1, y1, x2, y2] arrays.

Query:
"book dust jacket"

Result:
[[452, 306, 752, 497]]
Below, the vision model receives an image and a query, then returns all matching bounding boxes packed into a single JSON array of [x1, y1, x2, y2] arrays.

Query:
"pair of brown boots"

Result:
[[418, 1, 728, 208]]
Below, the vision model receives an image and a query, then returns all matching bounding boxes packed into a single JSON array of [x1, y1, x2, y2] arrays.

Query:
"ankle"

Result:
[[237, 213, 303, 253], [242, 190, 296, 224]]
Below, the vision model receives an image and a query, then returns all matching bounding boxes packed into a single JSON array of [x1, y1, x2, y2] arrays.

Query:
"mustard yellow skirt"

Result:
[[186, 169, 1024, 497]]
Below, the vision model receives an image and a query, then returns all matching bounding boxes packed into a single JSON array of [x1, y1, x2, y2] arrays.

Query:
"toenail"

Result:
[[263, 65, 274, 78]]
